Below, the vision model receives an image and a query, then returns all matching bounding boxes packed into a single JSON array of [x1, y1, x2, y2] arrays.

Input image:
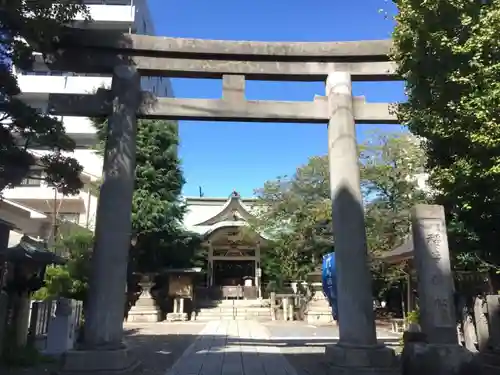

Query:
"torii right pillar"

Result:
[[325, 71, 397, 374]]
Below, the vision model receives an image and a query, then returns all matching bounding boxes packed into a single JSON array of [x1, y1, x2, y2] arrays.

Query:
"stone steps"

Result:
[[198, 300, 267, 308], [197, 307, 270, 313], [196, 310, 271, 317], [194, 314, 271, 321], [194, 304, 271, 321]]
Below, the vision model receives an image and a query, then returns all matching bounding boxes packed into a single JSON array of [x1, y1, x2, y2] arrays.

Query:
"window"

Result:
[[20, 170, 43, 187]]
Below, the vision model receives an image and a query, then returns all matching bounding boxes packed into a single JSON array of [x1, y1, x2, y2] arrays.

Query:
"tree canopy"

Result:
[[33, 228, 93, 301], [361, 131, 428, 255], [93, 118, 200, 273], [254, 131, 428, 287], [360, 131, 428, 295], [253, 155, 332, 282], [392, 0, 500, 268], [1, 1, 88, 194]]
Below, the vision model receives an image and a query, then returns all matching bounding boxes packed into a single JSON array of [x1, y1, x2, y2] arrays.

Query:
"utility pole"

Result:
[[50, 187, 59, 253]]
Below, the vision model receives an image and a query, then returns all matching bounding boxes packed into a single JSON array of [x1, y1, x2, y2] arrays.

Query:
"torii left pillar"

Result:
[[61, 65, 141, 374]]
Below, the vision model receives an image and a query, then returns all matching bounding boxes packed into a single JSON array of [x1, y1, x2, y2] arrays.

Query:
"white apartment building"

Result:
[[1, 0, 172, 246]]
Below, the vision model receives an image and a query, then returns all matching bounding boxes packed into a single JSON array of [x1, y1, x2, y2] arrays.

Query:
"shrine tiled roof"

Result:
[[0, 235, 66, 265], [182, 191, 258, 235]]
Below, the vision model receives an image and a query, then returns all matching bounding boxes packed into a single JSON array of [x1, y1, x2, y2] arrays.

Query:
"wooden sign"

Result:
[[168, 274, 193, 298]]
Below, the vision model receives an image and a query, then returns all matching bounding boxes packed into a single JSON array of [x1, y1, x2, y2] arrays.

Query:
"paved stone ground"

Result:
[[262, 320, 401, 375], [124, 321, 207, 375], [166, 320, 297, 375], [163, 320, 400, 375], [0, 321, 206, 375], [1, 320, 401, 375]]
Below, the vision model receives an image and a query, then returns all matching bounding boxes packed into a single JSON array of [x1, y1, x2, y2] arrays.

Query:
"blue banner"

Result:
[[322, 252, 338, 321]]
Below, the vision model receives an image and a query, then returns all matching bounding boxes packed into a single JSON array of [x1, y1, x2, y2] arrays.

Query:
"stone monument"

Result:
[[45, 298, 80, 355], [474, 296, 489, 352], [481, 295, 500, 374], [401, 204, 481, 375]]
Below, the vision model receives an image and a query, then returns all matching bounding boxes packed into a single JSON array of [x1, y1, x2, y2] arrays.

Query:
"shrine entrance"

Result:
[[204, 224, 263, 299], [212, 259, 254, 286]]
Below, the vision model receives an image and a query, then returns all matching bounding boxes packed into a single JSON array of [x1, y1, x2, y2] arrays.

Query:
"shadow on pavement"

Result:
[[1, 327, 400, 375], [124, 330, 400, 375], [123, 326, 201, 375]]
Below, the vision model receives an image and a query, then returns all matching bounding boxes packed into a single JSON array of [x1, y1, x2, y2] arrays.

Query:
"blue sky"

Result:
[[149, 0, 405, 198]]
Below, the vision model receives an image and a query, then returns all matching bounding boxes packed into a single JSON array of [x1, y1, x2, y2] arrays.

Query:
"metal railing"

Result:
[[28, 300, 57, 339]]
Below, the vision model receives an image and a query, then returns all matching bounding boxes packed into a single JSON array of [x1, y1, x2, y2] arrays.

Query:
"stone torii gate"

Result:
[[46, 29, 399, 374]]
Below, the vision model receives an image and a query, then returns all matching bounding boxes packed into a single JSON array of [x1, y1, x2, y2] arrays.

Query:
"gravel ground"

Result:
[[1, 321, 206, 375]]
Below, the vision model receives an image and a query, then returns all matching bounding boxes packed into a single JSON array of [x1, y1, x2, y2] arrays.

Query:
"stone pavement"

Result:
[[166, 320, 297, 375], [262, 321, 401, 375], [1, 320, 401, 375], [124, 321, 207, 375]]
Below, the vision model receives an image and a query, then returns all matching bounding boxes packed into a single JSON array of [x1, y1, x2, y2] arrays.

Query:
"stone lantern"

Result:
[[127, 273, 161, 322], [0, 236, 66, 348], [304, 267, 335, 325]]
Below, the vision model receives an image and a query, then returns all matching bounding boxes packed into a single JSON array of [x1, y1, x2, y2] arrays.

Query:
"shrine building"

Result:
[[182, 191, 267, 299]]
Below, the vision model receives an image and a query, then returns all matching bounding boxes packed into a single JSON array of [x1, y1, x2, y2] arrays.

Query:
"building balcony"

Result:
[[3, 177, 99, 231], [16, 74, 112, 100], [3, 185, 85, 213], [16, 71, 170, 99], [74, 2, 136, 31]]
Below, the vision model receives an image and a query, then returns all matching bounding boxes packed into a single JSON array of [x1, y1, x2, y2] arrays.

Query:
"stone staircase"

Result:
[[194, 299, 272, 321]]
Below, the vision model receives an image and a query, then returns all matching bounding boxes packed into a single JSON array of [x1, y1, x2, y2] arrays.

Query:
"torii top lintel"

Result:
[[42, 28, 398, 82], [52, 27, 392, 62]]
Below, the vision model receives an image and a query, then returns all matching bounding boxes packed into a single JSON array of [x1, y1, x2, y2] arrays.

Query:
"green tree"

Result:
[[33, 228, 93, 301], [93, 118, 199, 273], [253, 156, 333, 282], [391, 0, 500, 270], [1, 1, 89, 194], [360, 131, 428, 296], [254, 131, 428, 288]]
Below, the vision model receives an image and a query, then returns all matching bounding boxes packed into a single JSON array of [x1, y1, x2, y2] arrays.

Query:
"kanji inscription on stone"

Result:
[[434, 298, 453, 327], [425, 232, 442, 259], [412, 205, 457, 343]]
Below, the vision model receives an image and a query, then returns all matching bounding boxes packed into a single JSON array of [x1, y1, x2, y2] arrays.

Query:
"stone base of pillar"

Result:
[[166, 312, 188, 322], [325, 344, 398, 375], [60, 346, 140, 374], [402, 342, 481, 375]]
